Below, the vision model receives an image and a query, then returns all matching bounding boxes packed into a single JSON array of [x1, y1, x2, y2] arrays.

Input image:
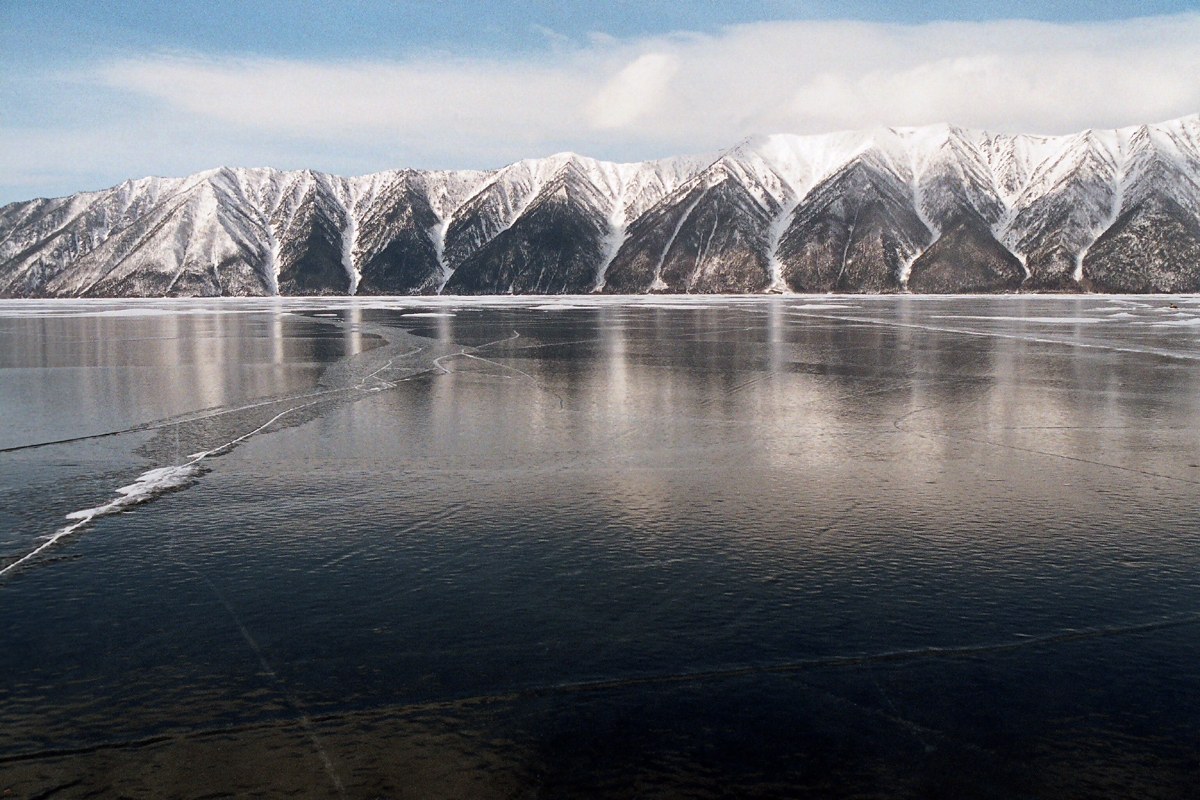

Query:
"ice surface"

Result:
[[930, 315, 1108, 324], [0, 464, 205, 577]]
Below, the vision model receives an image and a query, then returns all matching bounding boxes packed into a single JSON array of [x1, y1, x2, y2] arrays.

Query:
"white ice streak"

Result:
[[1148, 317, 1200, 327], [0, 465, 204, 577], [1, 400, 323, 578], [531, 302, 590, 310], [65, 465, 203, 522], [798, 308, 1200, 363], [929, 315, 1108, 324], [5, 347, 432, 573]]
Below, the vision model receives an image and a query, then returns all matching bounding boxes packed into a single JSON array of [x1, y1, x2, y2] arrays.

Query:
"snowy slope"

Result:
[[3, 115, 1200, 296]]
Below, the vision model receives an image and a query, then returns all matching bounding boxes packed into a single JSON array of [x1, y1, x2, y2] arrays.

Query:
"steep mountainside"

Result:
[[4, 116, 1200, 296], [775, 152, 931, 293]]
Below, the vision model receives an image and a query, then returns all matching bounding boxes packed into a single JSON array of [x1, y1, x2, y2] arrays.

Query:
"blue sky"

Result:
[[6, 1, 1199, 58], [3, 1, 1200, 203]]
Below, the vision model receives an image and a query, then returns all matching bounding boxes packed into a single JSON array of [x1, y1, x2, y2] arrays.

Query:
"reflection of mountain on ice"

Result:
[[5, 116, 1200, 296]]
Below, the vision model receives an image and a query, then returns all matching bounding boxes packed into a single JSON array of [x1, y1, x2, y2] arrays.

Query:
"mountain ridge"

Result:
[[4, 115, 1200, 297]]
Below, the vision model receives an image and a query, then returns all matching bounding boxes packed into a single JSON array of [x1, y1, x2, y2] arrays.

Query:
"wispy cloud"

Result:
[[586, 53, 680, 129], [98, 14, 1200, 142], [97, 55, 587, 144], [8, 13, 1200, 201]]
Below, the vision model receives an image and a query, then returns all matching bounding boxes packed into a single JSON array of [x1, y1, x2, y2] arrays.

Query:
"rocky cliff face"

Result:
[[4, 116, 1200, 297]]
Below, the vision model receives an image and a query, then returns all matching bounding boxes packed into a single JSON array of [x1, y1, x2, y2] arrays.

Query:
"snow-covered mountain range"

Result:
[[4, 116, 1200, 297]]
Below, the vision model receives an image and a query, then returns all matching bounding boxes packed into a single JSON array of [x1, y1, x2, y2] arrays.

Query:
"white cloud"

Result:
[[97, 14, 1200, 148], [8, 13, 1200, 201], [586, 52, 679, 129], [96, 55, 588, 143]]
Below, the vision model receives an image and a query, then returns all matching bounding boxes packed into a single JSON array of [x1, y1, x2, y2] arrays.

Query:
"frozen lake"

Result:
[[2, 295, 1200, 798]]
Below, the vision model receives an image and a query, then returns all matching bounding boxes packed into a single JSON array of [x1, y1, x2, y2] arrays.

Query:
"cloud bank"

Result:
[[6, 14, 1200, 201], [99, 15, 1200, 141]]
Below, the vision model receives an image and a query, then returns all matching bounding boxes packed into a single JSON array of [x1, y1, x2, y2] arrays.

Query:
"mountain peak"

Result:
[[4, 115, 1200, 298]]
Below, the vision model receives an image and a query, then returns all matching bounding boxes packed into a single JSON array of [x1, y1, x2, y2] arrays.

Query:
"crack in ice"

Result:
[[1, 344, 432, 578]]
